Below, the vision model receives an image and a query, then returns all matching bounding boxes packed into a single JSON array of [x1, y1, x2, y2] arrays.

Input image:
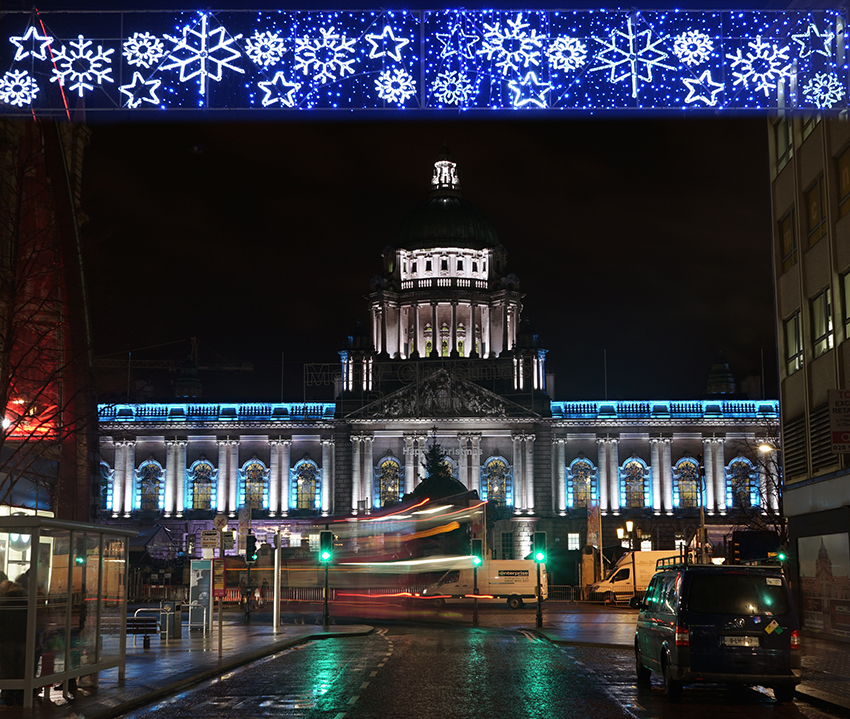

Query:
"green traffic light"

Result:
[[534, 551, 545, 562], [472, 555, 482, 566], [75, 556, 85, 565], [320, 550, 332, 562], [777, 551, 787, 561]]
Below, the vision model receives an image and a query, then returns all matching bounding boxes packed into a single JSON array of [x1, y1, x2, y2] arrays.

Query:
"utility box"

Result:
[[160, 600, 182, 639]]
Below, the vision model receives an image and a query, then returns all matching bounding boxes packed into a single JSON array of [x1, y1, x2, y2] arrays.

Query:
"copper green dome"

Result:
[[395, 153, 500, 251]]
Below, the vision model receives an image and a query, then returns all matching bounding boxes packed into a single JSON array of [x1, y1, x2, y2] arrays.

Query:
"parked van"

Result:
[[421, 559, 546, 609], [589, 550, 673, 603], [634, 561, 801, 701]]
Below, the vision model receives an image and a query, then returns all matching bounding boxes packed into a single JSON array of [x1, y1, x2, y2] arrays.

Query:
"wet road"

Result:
[[119, 624, 840, 719]]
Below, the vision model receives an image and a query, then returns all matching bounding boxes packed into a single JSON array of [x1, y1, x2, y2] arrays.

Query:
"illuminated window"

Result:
[[567, 458, 595, 508], [728, 458, 756, 508], [838, 145, 850, 218], [292, 459, 319, 510], [622, 459, 648, 508], [191, 460, 214, 510], [99, 462, 113, 511], [137, 460, 163, 511], [242, 459, 267, 510], [784, 311, 803, 374], [775, 116, 792, 171], [377, 457, 401, 507], [811, 288, 833, 357], [673, 457, 699, 508], [500, 531, 514, 560], [567, 533, 580, 550], [482, 457, 511, 506], [779, 210, 796, 272], [805, 176, 827, 245]]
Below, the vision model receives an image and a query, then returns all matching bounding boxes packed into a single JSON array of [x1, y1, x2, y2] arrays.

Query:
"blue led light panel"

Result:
[[0, 8, 846, 115]]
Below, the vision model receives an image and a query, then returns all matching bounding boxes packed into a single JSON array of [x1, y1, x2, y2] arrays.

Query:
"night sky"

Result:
[[81, 117, 776, 404]]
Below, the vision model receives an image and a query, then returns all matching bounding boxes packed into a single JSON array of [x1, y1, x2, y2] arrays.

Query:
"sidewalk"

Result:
[[536, 606, 850, 712], [1, 614, 373, 719]]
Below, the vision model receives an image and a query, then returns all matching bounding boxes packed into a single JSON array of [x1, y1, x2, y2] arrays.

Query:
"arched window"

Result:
[[424, 323, 433, 356], [189, 458, 215, 511], [727, 457, 757, 508], [137, 459, 163, 511], [292, 458, 320, 510], [481, 457, 512, 506], [567, 457, 596, 508], [441, 455, 458, 479], [376, 456, 402, 508], [241, 458, 268, 510], [99, 462, 113, 511], [673, 457, 700, 508], [457, 323, 466, 357], [621, 457, 649, 508]]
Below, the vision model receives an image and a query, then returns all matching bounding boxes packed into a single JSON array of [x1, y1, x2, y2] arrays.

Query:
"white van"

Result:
[[421, 559, 547, 609], [589, 550, 674, 603]]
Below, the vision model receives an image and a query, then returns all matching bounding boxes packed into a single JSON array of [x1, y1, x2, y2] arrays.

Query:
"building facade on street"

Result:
[[96, 153, 779, 580]]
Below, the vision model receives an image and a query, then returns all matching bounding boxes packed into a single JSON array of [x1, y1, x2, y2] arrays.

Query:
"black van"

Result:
[[634, 561, 801, 701]]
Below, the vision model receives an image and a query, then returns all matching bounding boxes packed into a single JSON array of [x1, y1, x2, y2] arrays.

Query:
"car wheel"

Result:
[[507, 596, 523, 610], [433, 598, 446, 609], [635, 646, 651, 686], [663, 658, 683, 700], [773, 685, 796, 703], [604, 592, 615, 605]]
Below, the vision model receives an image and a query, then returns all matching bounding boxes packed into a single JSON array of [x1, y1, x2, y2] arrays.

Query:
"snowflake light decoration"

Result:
[[161, 14, 244, 96], [50, 34, 114, 98], [123, 32, 165, 69], [244, 30, 286, 67], [0, 69, 39, 107], [791, 23, 834, 59], [365, 25, 410, 62], [258, 72, 301, 107], [672, 31, 713, 67], [591, 17, 674, 99], [431, 70, 473, 105], [682, 69, 724, 106], [375, 68, 416, 104], [119, 71, 161, 108], [477, 13, 543, 76], [8, 26, 53, 62], [726, 37, 792, 98], [547, 36, 587, 72], [507, 70, 550, 108], [294, 26, 357, 85], [803, 72, 845, 109]]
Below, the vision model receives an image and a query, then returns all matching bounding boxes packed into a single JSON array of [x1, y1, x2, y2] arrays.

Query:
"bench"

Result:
[[126, 615, 160, 646]]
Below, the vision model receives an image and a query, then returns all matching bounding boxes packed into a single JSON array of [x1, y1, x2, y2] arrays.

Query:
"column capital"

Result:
[[217, 439, 239, 447], [321, 438, 335, 447]]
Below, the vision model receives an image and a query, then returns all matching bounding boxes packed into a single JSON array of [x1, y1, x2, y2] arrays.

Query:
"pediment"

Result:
[[344, 368, 538, 420]]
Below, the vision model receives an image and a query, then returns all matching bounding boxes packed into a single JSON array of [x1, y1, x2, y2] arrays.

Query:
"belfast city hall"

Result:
[[97, 152, 779, 576]]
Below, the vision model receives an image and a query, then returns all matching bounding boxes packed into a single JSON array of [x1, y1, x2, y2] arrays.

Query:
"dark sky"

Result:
[[81, 117, 777, 403]]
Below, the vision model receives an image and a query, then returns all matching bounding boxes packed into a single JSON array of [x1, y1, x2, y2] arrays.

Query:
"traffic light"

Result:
[[319, 530, 334, 563], [776, 546, 788, 562], [532, 531, 547, 563], [471, 538, 483, 566], [246, 534, 258, 563]]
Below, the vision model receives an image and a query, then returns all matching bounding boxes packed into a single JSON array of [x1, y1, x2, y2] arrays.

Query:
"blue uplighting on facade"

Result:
[[1, 8, 846, 115]]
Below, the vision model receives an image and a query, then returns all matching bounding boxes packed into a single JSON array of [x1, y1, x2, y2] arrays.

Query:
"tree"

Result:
[[406, 440, 471, 501], [0, 118, 96, 520]]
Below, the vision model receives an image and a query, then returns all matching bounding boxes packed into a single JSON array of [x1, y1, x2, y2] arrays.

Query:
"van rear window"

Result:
[[686, 574, 790, 615]]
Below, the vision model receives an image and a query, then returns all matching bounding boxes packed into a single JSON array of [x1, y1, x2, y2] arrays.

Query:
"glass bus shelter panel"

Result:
[[71, 531, 100, 671], [100, 534, 128, 665]]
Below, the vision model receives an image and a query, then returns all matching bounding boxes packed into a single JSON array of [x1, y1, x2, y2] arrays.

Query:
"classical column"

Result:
[[608, 439, 620, 513], [702, 438, 715, 513], [380, 301, 388, 356], [269, 440, 280, 516], [229, 442, 239, 516], [525, 434, 535, 511], [280, 440, 291, 515], [430, 302, 438, 357], [596, 439, 608, 513], [502, 303, 510, 356], [457, 434, 469, 487], [112, 442, 125, 517], [555, 438, 566, 513], [470, 434, 482, 494], [412, 303, 420, 358], [351, 436, 362, 512], [124, 441, 136, 517], [404, 434, 416, 494], [321, 439, 333, 515], [164, 440, 175, 517], [512, 434, 523, 511], [397, 304, 404, 358], [662, 439, 673, 514], [176, 441, 187, 517], [217, 441, 229, 513], [364, 436, 374, 509], [483, 305, 491, 357], [450, 301, 459, 357], [714, 439, 727, 511], [650, 439, 661, 513]]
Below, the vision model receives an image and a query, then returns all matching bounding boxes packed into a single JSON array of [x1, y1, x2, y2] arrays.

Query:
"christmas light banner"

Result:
[[0, 8, 846, 115]]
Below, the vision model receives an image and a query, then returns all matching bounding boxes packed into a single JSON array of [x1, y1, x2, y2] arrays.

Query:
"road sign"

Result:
[[221, 531, 234, 550], [200, 530, 219, 549], [213, 559, 226, 598], [213, 514, 228, 530], [829, 390, 850, 453]]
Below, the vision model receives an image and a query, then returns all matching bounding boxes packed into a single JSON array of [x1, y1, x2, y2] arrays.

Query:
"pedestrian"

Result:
[[0, 583, 27, 706]]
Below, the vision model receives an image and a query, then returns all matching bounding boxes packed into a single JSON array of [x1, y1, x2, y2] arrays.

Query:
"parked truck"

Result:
[[588, 550, 675, 603], [420, 559, 547, 609]]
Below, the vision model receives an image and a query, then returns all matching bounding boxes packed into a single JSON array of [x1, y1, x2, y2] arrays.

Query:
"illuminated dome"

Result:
[[396, 151, 500, 251]]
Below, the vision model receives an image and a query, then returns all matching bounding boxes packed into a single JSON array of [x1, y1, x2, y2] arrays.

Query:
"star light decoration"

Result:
[[258, 72, 301, 107], [50, 34, 114, 98], [682, 69, 724, 107], [119, 71, 161, 108], [591, 16, 674, 99], [507, 70, 551, 108], [8, 25, 53, 62], [435, 23, 479, 59], [294, 26, 357, 85], [791, 23, 834, 59], [161, 14, 244, 96], [365, 25, 410, 62], [726, 36, 793, 98], [0, 69, 39, 106]]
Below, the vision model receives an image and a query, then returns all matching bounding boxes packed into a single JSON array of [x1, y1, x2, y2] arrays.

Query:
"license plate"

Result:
[[723, 635, 759, 647]]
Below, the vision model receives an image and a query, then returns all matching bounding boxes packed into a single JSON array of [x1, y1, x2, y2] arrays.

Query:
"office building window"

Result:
[[839, 145, 850, 218], [775, 116, 792, 171], [843, 272, 850, 331], [567, 533, 580, 551], [812, 287, 833, 357], [779, 210, 796, 272], [802, 113, 820, 140], [784, 311, 803, 374], [805, 176, 827, 245]]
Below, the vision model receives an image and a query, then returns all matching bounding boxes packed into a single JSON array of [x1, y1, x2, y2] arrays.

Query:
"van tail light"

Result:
[[790, 630, 801, 650], [675, 625, 690, 647]]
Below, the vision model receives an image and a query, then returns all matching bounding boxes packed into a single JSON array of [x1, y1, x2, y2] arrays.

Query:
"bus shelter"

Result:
[[0, 516, 135, 709]]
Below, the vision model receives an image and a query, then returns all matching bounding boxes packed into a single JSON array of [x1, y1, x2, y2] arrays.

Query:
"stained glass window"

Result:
[[192, 461, 214, 510], [99, 462, 112, 511], [569, 460, 593, 508], [244, 460, 266, 509], [623, 460, 646, 508], [378, 458, 401, 507], [294, 461, 319, 510], [729, 459, 755, 508], [139, 462, 162, 511], [676, 458, 699, 508], [483, 458, 510, 506]]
